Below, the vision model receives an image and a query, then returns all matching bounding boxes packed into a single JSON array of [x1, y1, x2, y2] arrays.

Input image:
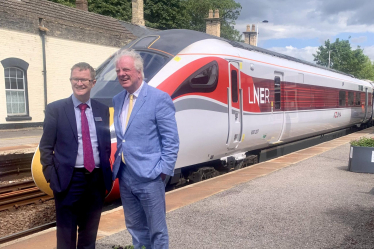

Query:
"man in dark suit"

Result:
[[39, 62, 112, 249], [112, 50, 179, 249]]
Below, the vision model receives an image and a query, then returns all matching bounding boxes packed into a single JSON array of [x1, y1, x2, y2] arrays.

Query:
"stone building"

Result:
[[243, 24, 257, 46], [205, 9, 220, 37], [0, 0, 153, 129]]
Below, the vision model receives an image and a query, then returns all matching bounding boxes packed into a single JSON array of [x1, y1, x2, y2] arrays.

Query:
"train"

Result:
[[32, 29, 374, 201]]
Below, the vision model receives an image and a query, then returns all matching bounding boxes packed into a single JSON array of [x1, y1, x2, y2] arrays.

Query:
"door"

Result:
[[363, 88, 368, 121], [269, 72, 285, 144], [226, 61, 243, 150]]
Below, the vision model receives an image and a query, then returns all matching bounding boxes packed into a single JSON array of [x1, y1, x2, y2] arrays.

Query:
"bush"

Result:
[[350, 137, 374, 147]]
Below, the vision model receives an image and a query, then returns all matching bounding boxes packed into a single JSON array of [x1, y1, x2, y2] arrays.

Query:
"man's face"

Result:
[[70, 68, 96, 100], [115, 56, 142, 93]]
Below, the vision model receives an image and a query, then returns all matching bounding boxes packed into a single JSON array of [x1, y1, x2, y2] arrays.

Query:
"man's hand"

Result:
[[160, 173, 166, 181]]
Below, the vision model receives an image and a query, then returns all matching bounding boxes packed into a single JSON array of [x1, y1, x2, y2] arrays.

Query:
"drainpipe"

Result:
[[39, 22, 49, 111]]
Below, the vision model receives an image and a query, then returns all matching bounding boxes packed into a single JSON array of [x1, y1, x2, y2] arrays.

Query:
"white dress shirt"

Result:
[[121, 81, 144, 135]]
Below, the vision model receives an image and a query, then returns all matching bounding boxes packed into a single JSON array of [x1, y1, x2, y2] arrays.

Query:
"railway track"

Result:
[[0, 180, 52, 212]]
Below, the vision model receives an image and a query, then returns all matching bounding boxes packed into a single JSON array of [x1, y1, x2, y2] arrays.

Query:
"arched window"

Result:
[[1, 58, 31, 121], [5, 67, 26, 115]]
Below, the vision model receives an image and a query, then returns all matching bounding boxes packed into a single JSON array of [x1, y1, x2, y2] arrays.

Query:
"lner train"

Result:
[[32, 29, 373, 200]]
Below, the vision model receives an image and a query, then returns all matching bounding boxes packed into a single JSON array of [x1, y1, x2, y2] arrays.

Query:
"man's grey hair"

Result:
[[71, 62, 96, 80], [114, 49, 144, 78]]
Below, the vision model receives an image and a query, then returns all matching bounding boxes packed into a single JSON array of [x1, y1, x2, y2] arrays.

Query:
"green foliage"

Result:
[[144, 0, 189, 30], [313, 38, 374, 80], [88, 0, 132, 21], [47, 0, 243, 42], [350, 137, 374, 147]]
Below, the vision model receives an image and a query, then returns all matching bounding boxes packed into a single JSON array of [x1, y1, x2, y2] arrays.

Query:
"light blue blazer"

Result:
[[112, 82, 179, 182]]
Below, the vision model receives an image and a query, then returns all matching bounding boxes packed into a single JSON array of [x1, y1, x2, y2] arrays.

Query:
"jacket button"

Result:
[[122, 139, 125, 143]]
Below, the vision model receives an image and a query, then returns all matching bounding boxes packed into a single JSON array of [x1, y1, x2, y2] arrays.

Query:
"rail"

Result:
[[0, 181, 52, 212]]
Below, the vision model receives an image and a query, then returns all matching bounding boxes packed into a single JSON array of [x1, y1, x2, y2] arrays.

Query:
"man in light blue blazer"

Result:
[[112, 49, 179, 249]]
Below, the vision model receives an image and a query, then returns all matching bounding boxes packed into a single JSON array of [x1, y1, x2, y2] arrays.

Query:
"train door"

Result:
[[226, 60, 243, 150], [363, 88, 368, 121], [269, 72, 285, 144]]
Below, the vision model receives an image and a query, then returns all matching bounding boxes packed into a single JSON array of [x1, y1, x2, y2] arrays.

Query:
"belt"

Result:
[[74, 168, 99, 174]]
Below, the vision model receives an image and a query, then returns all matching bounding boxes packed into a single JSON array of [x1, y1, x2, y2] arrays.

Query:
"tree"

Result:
[[313, 38, 374, 80], [144, 0, 189, 30], [47, 0, 243, 42]]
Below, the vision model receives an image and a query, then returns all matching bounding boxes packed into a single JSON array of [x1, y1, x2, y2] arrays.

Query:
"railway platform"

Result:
[[1, 127, 374, 248], [0, 128, 42, 154]]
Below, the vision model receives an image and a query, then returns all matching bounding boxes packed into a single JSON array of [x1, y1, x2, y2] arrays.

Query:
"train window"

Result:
[[190, 61, 218, 87], [170, 61, 219, 99], [356, 92, 361, 105], [348, 92, 354, 106], [274, 76, 281, 109], [231, 70, 238, 103], [339, 91, 346, 106], [91, 51, 169, 102]]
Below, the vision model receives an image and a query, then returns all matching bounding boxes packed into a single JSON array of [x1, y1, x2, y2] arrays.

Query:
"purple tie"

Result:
[[78, 103, 95, 172]]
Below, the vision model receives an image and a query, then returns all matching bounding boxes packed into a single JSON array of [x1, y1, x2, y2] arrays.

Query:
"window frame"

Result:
[[1, 58, 31, 121], [274, 76, 281, 110], [339, 90, 346, 107]]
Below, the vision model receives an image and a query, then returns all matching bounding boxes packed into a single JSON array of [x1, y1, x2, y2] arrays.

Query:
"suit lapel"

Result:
[[115, 90, 127, 138], [91, 99, 102, 146], [64, 96, 78, 142], [125, 83, 148, 136]]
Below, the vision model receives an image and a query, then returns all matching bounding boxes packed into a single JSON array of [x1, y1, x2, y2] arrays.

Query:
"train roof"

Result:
[[126, 29, 356, 79]]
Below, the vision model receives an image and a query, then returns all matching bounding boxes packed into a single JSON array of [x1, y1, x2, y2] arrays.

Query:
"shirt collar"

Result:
[[126, 81, 144, 99], [71, 94, 91, 109]]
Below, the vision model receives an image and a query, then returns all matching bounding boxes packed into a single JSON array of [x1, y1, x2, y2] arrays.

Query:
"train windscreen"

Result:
[[91, 51, 169, 103]]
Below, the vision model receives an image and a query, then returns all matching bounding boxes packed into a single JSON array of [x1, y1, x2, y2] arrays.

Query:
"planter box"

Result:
[[348, 146, 374, 173]]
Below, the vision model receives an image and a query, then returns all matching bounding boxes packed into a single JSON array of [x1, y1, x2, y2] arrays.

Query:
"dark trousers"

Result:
[[54, 168, 106, 249]]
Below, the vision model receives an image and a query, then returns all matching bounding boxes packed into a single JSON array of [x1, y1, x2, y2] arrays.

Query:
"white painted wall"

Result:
[[0, 28, 119, 125]]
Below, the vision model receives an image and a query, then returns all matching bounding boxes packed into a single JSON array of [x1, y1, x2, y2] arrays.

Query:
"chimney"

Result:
[[205, 9, 221, 37], [76, 0, 88, 11], [132, 0, 145, 26], [243, 24, 257, 46]]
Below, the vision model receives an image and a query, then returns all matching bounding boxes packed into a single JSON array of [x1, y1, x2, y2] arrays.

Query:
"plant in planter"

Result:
[[349, 137, 374, 173]]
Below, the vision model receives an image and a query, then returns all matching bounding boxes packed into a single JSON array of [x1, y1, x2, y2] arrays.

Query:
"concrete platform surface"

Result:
[[1, 128, 374, 248], [97, 131, 374, 249], [0, 128, 42, 153]]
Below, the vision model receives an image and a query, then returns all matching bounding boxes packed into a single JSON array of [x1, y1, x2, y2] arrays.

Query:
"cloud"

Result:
[[351, 36, 367, 44], [363, 46, 374, 62], [233, 0, 374, 65], [267, 46, 318, 63], [234, 0, 374, 43]]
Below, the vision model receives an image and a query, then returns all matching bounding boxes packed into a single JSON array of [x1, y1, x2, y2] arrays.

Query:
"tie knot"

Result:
[[129, 94, 133, 100], [78, 103, 88, 111]]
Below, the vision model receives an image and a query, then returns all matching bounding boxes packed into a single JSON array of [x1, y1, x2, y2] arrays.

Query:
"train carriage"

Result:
[[32, 29, 374, 199]]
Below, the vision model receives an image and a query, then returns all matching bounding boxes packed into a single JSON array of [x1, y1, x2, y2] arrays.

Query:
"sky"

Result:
[[234, 0, 374, 64]]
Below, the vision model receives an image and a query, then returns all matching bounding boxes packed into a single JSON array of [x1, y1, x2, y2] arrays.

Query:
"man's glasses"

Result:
[[70, 78, 94, 84]]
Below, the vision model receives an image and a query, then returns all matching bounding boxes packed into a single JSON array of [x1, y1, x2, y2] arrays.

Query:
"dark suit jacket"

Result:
[[39, 96, 112, 193]]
